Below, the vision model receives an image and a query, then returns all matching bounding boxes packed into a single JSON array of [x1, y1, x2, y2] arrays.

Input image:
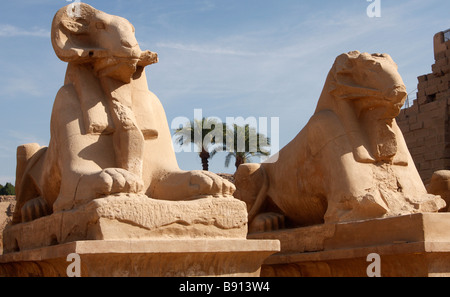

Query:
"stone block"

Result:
[[0, 193, 281, 277], [428, 76, 441, 86], [250, 213, 450, 277], [425, 85, 439, 96], [436, 51, 447, 60], [419, 100, 440, 113], [443, 73, 450, 83], [407, 114, 417, 124], [421, 161, 432, 170], [418, 74, 429, 83], [438, 81, 450, 93], [409, 122, 424, 131], [0, 239, 280, 277], [427, 73, 437, 81], [436, 57, 449, 67], [418, 95, 428, 105], [2, 194, 251, 254], [419, 80, 429, 90], [443, 64, 450, 74], [417, 89, 426, 98]]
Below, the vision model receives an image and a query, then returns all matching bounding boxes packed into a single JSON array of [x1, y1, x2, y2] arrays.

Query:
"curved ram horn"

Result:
[[51, 3, 103, 63]]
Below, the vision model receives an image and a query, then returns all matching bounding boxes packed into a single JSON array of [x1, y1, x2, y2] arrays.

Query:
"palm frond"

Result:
[[224, 152, 234, 168]]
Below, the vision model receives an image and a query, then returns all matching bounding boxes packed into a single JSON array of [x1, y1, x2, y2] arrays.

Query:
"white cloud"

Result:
[[0, 24, 49, 38], [199, 0, 215, 12], [148, 0, 447, 152], [156, 41, 264, 57], [2, 76, 44, 98], [6, 130, 47, 148]]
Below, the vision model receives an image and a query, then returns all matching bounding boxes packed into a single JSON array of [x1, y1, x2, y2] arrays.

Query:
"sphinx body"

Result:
[[13, 4, 235, 224], [235, 51, 446, 232]]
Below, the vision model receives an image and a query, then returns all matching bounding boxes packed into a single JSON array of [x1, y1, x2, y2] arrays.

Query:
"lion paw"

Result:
[[21, 197, 51, 223], [152, 170, 236, 201], [70, 168, 144, 208], [249, 212, 286, 234], [188, 170, 235, 198], [94, 168, 144, 196]]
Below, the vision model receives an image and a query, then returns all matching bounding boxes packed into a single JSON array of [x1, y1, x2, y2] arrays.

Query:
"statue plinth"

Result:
[[0, 239, 280, 277], [3, 194, 250, 253], [249, 213, 450, 277], [0, 194, 280, 276]]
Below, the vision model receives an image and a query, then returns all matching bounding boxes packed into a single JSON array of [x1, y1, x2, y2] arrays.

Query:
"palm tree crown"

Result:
[[174, 118, 271, 172], [174, 117, 225, 171], [224, 124, 271, 170]]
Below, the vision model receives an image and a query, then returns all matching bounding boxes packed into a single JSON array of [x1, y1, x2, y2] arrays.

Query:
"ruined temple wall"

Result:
[[397, 30, 450, 184], [397, 99, 450, 183]]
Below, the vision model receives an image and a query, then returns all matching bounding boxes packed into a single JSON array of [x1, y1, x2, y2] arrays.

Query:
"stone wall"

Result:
[[397, 30, 450, 184]]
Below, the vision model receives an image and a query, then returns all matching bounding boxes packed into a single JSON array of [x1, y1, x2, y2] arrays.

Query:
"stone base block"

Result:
[[0, 239, 280, 277], [249, 213, 450, 277], [3, 194, 249, 254]]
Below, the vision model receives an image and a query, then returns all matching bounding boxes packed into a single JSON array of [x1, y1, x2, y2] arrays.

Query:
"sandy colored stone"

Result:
[[0, 197, 15, 255], [249, 212, 450, 252], [0, 239, 280, 277], [261, 242, 450, 277], [0, 203, 12, 230], [12, 3, 235, 226], [1, 4, 279, 277], [251, 213, 450, 277], [427, 170, 450, 211], [3, 194, 249, 253], [1, 4, 248, 259], [235, 51, 446, 231], [434, 31, 449, 60]]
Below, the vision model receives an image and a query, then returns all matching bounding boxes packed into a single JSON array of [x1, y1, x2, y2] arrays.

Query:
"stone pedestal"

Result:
[[1, 194, 280, 277], [2, 194, 249, 253], [0, 239, 280, 277], [248, 213, 450, 277]]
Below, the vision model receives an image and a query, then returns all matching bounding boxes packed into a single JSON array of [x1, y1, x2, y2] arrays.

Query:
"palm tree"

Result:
[[224, 124, 271, 171], [174, 117, 225, 171]]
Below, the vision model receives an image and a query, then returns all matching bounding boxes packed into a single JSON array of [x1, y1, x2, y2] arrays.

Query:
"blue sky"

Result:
[[0, 0, 449, 185]]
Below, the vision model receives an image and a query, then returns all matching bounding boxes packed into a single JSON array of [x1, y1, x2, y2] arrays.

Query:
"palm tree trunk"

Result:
[[200, 149, 210, 171], [235, 155, 244, 170]]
